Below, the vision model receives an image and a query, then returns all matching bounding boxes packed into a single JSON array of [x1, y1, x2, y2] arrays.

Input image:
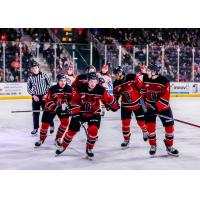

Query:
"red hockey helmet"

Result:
[[66, 66, 73, 71], [102, 64, 108, 70], [102, 64, 108, 74]]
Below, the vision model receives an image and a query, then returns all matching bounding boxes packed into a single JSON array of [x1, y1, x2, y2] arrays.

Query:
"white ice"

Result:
[[0, 98, 200, 170]]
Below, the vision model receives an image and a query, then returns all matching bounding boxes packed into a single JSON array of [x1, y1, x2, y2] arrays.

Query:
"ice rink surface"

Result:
[[0, 98, 200, 170]]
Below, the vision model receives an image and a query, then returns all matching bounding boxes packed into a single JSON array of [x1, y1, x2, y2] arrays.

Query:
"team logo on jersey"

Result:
[[123, 91, 132, 102], [83, 102, 91, 112], [151, 92, 158, 101]]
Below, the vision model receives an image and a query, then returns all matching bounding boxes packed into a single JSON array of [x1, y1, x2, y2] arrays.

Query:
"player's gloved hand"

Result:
[[42, 94, 47, 101], [45, 102, 58, 112], [105, 104, 111, 111], [111, 104, 120, 112], [105, 103, 120, 112], [33, 95, 39, 102], [111, 106, 119, 112]]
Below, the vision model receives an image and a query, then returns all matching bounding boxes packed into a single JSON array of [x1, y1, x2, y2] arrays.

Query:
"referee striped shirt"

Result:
[[27, 71, 51, 96]]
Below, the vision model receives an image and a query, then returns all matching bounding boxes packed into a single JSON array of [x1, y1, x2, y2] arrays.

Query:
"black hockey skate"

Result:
[[164, 139, 179, 157], [86, 148, 94, 159], [149, 145, 157, 156], [34, 140, 44, 147], [50, 125, 54, 134], [55, 146, 66, 155], [121, 140, 130, 149], [143, 131, 148, 142], [31, 129, 38, 136]]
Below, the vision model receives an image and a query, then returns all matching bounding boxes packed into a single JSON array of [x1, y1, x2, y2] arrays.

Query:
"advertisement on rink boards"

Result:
[[170, 82, 200, 94], [0, 83, 29, 97], [0, 82, 200, 99]]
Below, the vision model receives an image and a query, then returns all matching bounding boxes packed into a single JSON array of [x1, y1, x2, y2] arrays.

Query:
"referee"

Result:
[[27, 61, 54, 136]]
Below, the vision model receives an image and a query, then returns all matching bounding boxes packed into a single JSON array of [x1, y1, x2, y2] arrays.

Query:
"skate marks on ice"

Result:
[[1, 98, 200, 169]]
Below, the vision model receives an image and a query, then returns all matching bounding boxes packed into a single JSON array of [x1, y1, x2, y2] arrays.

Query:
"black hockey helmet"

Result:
[[113, 66, 124, 75], [57, 73, 66, 81], [147, 64, 161, 73], [31, 60, 39, 68], [87, 72, 98, 81], [86, 65, 96, 74]]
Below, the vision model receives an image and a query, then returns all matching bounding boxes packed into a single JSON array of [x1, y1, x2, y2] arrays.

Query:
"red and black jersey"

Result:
[[113, 73, 141, 111], [139, 74, 171, 112], [70, 82, 118, 118], [71, 74, 88, 90], [45, 83, 73, 112]]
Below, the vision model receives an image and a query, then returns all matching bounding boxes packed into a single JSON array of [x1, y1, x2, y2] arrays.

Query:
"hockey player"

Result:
[[55, 73, 119, 159], [35, 74, 73, 147], [64, 66, 76, 86], [135, 64, 148, 112], [113, 66, 148, 149], [97, 64, 113, 116], [138, 64, 179, 156], [97, 64, 112, 92], [71, 65, 96, 90]]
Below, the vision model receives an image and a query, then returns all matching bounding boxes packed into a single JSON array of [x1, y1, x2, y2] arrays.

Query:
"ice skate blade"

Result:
[[150, 154, 156, 158], [167, 152, 179, 157], [85, 155, 94, 160], [121, 145, 129, 150], [34, 145, 41, 149], [149, 151, 156, 157]]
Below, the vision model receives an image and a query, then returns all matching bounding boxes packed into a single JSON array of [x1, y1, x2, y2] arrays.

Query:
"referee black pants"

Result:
[[32, 95, 54, 129]]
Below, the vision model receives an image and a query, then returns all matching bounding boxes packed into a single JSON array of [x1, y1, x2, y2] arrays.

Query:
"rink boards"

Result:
[[0, 82, 200, 100]]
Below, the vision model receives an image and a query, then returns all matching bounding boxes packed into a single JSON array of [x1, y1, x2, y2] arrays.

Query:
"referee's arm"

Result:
[[27, 77, 34, 96]]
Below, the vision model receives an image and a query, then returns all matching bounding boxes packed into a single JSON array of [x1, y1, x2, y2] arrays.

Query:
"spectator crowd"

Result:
[[0, 29, 73, 82], [92, 28, 200, 82], [1, 28, 200, 82]]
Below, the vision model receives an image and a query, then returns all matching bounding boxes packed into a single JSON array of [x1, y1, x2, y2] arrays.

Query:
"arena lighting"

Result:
[[63, 28, 72, 31], [62, 37, 67, 42]]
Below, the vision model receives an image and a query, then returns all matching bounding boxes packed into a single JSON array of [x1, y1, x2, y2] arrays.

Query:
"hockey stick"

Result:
[[157, 114, 200, 128], [81, 122, 89, 139], [11, 110, 44, 113]]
